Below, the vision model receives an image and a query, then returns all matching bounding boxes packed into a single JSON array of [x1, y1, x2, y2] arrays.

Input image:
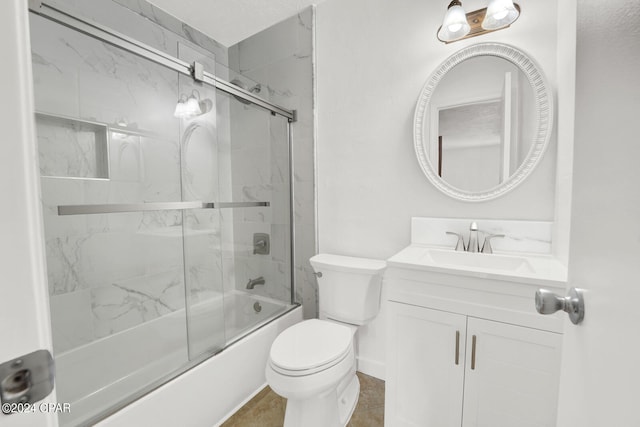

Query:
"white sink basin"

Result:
[[386, 245, 568, 285], [424, 249, 534, 273]]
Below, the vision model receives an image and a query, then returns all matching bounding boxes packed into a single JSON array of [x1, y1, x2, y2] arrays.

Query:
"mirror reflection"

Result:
[[426, 56, 535, 192]]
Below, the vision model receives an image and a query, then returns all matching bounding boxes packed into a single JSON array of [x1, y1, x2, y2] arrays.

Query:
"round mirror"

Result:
[[182, 117, 217, 200], [414, 43, 554, 201]]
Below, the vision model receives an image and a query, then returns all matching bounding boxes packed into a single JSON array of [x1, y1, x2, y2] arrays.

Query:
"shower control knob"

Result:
[[535, 287, 585, 325]]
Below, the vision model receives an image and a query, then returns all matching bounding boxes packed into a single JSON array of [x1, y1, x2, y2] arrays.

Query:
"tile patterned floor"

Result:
[[221, 372, 385, 427]]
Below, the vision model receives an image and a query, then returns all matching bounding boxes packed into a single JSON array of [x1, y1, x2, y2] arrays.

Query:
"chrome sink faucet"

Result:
[[481, 233, 504, 254], [446, 222, 504, 254], [468, 221, 480, 253]]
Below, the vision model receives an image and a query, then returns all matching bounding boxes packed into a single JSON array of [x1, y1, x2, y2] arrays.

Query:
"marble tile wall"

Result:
[[228, 7, 317, 318], [46, 0, 228, 67]]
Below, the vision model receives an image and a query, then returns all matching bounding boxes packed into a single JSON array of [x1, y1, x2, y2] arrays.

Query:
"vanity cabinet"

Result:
[[384, 263, 565, 427], [386, 302, 562, 427]]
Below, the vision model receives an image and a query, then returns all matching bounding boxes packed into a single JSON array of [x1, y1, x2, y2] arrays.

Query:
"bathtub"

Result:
[[54, 291, 301, 426]]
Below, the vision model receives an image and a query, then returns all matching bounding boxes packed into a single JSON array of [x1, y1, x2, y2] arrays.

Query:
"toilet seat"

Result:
[[269, 319, 353, 376]]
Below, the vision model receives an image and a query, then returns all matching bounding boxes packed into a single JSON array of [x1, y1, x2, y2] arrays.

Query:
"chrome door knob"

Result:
[[535, 287, 585, 325], [535, 289, 565, 314]]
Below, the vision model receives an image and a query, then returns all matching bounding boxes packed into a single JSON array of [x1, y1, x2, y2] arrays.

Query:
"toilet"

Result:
[[265, 253, 386, 427]]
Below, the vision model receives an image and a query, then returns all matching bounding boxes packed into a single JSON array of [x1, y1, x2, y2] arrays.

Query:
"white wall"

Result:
[[316, 0, 571, 379]]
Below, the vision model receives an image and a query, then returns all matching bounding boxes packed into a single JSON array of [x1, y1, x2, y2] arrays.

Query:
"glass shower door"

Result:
[[30, 4, 297, 424], [30, 13, 225, 426], [177, 43, 227, 358], [215, 85, 294, 344]]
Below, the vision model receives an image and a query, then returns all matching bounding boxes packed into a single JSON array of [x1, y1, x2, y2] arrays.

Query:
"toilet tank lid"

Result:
[[310, 254, 386, 274]]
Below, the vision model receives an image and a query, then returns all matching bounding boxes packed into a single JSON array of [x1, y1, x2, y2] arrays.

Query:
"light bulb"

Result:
[[493, 9, 509, 20], [482, 0, 519, 30], [185, 96, 202, 116], [173, 100, 187, 118], [438, 1, 470, 42]]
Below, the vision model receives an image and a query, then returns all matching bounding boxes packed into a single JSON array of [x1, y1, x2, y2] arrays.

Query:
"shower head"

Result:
[[230, 78, 262, 105]]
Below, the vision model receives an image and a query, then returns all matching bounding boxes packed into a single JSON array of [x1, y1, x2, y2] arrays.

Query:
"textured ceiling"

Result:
[[145, 0, 325, 47]]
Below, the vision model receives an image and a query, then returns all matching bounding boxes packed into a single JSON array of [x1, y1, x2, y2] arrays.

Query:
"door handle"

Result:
[[535, 287, 585, 325]]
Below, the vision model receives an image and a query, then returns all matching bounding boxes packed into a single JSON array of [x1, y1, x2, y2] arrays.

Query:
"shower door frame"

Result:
[[1, 0, 58, 426], [28, 2, 295, 121], [25, 1, 300, 424]]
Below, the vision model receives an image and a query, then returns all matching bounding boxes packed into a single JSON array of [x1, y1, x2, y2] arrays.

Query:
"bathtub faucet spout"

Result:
[[246, 276, 266, 289]]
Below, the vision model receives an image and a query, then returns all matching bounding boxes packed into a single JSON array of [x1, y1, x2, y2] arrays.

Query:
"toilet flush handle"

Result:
[[314, 272, 322, 278]]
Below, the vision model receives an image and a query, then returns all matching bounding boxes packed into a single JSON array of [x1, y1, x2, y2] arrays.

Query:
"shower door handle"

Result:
[[57, 201, 270, 215], [214, 202, 270, 209], [58, 201, 206, 215]]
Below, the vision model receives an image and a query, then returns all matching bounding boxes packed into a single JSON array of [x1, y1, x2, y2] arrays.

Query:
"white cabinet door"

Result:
[[386, 303, 467, 427], [462, 318, 562, 427]]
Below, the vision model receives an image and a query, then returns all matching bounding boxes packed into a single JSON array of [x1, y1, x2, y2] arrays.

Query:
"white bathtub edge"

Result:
[[96, 306, 303, 427], [213, 381, 267, 427]]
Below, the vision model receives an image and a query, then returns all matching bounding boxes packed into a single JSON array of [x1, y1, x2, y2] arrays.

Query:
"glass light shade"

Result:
[[185, 96, 202, 116], [438, 4, 471, 42], [173, 100, 187, 118], [174, 96, 202, 118], [482, 0, 519, 30]]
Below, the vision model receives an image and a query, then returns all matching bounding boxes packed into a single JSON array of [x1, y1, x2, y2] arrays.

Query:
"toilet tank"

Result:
[[310, 254, 386, 325]]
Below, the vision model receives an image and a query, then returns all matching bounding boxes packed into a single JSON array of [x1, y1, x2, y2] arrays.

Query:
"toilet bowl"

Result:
[[266, 319, 359, 426], [265, 254, 386, 427]]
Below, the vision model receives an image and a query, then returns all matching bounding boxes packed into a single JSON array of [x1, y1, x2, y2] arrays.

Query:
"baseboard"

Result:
[[356, 356, 385, 381]]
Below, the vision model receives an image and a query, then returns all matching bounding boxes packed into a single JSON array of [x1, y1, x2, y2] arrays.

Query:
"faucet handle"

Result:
[[446, 231, 467, 252], [481, 234, 505, 254]]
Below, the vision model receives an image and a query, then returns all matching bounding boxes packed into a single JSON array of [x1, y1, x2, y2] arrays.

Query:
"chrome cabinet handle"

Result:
[[471, 335, 477, 370], [535, 287, 585, 325], [455, 330, 460, 365]]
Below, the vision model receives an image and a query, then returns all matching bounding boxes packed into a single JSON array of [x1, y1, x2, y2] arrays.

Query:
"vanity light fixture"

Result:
[[437, 0, 521, 44]]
